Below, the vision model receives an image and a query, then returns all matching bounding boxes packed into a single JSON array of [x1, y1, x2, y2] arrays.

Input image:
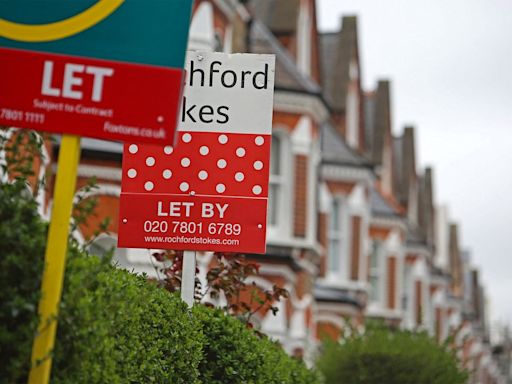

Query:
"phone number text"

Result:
[[144, 220, 242, 236]]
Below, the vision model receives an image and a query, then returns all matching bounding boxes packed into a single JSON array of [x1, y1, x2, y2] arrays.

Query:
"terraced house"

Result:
[[28, 0, 503, 382]]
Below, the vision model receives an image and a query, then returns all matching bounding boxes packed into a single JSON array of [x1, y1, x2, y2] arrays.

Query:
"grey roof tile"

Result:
[[370, 187, 400, 217], [321, 121, 370, 167]]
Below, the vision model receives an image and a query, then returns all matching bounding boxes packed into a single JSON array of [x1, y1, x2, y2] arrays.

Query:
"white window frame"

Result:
[[326, 196, 349, 282], [327, 198, 342, 274], [267, 129, 292, 241], [369, 239, 385, 305], [402, 263, 415, 328]]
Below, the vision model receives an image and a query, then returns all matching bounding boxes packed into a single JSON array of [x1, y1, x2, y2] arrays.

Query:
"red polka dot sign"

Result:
[[118, 52, 275, 254]]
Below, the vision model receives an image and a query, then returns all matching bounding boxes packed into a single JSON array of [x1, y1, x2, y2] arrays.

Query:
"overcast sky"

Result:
[[318, 0, 512, 330]]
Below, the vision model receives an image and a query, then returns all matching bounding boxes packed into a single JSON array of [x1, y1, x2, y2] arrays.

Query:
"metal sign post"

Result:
[[181, 250, 196, 307]]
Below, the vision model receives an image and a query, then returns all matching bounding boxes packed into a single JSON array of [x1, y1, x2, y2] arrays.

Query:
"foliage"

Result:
[[70, 176, 111, 250], [0, 127, 48, 383], [153, 250, 289, 327], [194, 305, 322, 384], [51, 252, 204, 384], [0, 179, 47, 383], [0, 127, 47, 193], [317, 322, 468, 384]]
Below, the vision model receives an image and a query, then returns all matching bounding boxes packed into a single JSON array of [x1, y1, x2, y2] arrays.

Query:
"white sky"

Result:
[[318, 0, 512, 330]]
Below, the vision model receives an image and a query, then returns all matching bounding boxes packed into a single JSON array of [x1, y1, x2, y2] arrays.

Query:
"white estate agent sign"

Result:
[[118, 51, 276, 254]]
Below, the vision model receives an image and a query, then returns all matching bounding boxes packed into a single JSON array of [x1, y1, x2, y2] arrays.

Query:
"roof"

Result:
[[249, 20, 321, 93], [370, 186, 401, 218], [321, 121, 371, 167], [248, 0, 299, 34], [320, 16, 359, 112]]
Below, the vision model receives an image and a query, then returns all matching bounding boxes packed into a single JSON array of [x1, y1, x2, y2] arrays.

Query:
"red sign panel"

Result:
[[0, 47, 183, 144], [118, 52, 275, 254], [119, 193, 267, 253]]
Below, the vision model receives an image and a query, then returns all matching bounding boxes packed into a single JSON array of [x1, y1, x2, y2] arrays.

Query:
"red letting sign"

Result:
[[0, 48, 183, 144], [118, 52, 275, 254]]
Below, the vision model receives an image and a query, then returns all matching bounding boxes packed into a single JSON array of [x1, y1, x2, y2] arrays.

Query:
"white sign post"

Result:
[[181, 250, 196, 306]]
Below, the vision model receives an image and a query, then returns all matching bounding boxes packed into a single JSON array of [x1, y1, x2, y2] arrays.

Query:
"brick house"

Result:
[[315, 15, 371, 338]]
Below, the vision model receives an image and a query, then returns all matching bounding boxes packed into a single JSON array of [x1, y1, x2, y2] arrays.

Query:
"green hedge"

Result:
[[317, 323, 468, 384], [52, 252, 204, 384], [53, 255, 321, 384], [194, 305, 321, 384], [0, 181, 46, 383]]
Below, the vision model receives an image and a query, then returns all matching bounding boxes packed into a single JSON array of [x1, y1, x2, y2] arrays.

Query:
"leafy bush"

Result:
[[317, 323, 468, 384], [194, 305, 321, 384], [154, 250, 289, 328], [0, 180, 46, 383], [52, 252, 204, 384]]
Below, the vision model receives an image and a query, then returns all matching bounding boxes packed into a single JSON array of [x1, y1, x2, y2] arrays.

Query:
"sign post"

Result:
[[181, 250, 197, 307], [28, 135, 81, 384], [118, 52, 276, 302], [1, 1, 193, 382]]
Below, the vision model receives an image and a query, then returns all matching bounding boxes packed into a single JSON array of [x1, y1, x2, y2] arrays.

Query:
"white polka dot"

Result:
[[218, 134, 228, 144], [180, 182, 189, 192], [181, 157, 191, 167], [129, 144, 138, 154], [253, 161, 263, 170], [236, 147, 246, 157], [217, 159, 227, 169], [127, 169, 137, 178], [198, 170, 208, 180], [216, 184, 226, 193], [144, 181, 154, 191], [235, 172, 245, 182], [146, 156, 155, 166], [162, 169, 172, 179], [182, 133, 192, 143], [252, 185, 262, 195], [255, 136, 264, 146], [199, 146, 209, 155], [164, 146, 173, 155]]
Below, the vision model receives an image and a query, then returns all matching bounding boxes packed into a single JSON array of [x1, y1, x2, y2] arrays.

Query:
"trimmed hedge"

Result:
[[317, 323, 468, 384], [194, 305, 321, 384], [52, 252, 204, 384], [53, 255, 321, 384]]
